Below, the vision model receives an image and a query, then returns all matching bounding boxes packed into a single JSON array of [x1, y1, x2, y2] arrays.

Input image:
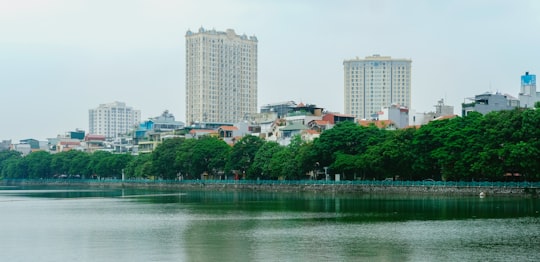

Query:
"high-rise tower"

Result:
[[88, 101, 141, 138], [344, 55, 412, 119], [185, 27, 258, 124]]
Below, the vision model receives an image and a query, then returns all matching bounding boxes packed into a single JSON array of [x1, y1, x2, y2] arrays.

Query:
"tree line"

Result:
[[1, 107, 539, 181]]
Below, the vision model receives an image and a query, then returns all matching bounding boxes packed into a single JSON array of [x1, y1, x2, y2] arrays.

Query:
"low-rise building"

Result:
[[462, 92, 519, 116], [376, 104, 409, 129]]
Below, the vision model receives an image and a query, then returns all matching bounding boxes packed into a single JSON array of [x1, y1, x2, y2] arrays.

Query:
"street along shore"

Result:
[[2, 179, 539, 197]]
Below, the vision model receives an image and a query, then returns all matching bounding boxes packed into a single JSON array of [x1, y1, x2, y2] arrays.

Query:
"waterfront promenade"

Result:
[[2, 179, 539, 196]]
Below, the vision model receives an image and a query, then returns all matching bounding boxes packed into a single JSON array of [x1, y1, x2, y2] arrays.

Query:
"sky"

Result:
[[1, 0, 540, 142]]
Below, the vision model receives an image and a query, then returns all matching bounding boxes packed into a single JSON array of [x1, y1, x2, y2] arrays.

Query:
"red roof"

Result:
[[303, 129, 320, 135], [219, 126, 238, 131], [313, 120, 329, 125]]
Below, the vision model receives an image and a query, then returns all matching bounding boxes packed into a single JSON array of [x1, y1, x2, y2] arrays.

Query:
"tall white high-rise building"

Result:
[[185, 27, 258, 124], [344, 55, 412, 119], [89, 101, 141, 138]]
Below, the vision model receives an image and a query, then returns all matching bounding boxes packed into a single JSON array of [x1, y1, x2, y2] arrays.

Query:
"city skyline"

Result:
[[1, 1, 540, 142]]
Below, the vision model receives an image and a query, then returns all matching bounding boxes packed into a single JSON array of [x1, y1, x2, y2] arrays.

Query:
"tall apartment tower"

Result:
[[89, 101, 141, 138], [185, 27, 258, 124], [344, 55, 412, 119]]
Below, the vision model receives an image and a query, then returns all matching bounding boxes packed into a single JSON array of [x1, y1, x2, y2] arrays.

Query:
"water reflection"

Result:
[[0, 187, 538, 262]]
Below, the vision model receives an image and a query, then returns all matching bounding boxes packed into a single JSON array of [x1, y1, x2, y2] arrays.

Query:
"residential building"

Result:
[[0, 140, 11, 151], [88, 101, 141, 139], [260, 101, 297, 118], [376, 104, 409, 129], [462, 92, 519, 116], [434, 99, 454, 117], [519, 72, 538, 108], [284, 103, 324, 125], [132, 110, 184, 154], [322, 113, 355, 125], [410, 99, 455, 126], [344, 55, 412, 119], [185, 27, 258, 124]]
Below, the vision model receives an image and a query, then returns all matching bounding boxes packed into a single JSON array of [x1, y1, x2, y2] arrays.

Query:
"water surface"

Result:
[[1, 187, 538, 261]]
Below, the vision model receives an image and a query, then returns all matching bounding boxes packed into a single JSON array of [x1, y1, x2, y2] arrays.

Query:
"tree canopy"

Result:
[[2, 108, 540, 181]]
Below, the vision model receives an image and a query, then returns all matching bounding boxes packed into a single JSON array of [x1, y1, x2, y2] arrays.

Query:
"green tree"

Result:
[[24, 151, 52, 179], [313, 121, 386, 170], [152, 138, 184, 179], [363, 128, 416, 180], [125, 153, 152, 179], [252, 141, 282, 179], [0, 150, 22, 178], [226, 135, 264, 179], [177, 137, 230, 179], [89, 151, 114, 178]]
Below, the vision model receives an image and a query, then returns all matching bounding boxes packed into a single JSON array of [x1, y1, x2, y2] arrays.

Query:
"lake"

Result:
[[0, 186, 539, 262]]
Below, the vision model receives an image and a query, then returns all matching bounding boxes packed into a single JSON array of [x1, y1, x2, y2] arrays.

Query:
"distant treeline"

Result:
[[1, 108, 539, 181]]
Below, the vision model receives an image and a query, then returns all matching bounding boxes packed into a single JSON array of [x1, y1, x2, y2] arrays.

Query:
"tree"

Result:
[[177, 137, 230, 179], [24, 151, 52, 179], [0, 150, 22, 178], [152, 138, 184, 179], [125, 153, 152, 179], [226, 135, 264, 179], [331, 152, 361, 179], [252, 141, 282, 179], [313, 121, 386, 169], [363, 128, 416, 180]]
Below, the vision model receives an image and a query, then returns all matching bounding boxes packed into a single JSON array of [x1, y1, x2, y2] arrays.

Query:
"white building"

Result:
[[519, 72, 538, 108], [88, 101, 141, 139], [377, 104, 409, 129], [185, 27, 258, 125], [344, 55, 412, 119]]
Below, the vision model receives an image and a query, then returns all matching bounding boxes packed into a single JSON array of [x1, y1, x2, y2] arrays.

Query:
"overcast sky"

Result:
[[1, 0, 539, 142]]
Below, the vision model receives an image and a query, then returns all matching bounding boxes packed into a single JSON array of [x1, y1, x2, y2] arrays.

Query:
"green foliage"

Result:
[[252, 141, 282, 179], [313, 121, 387, 168], [3, 108, 540, 181], [226, 135, 264, 179], [124, 153, 152, 179], [176, 136, 230, 179], [152, 138, 184, 179], [0, 150, 22, 178]]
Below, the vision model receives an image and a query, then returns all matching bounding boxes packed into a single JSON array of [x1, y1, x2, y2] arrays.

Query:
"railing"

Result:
[[2, 178, 540, 188]]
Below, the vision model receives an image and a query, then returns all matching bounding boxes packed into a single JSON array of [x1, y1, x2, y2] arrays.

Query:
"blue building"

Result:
[[519, 72, 538, 108]]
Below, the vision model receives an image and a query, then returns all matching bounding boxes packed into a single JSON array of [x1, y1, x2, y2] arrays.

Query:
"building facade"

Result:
[[462, 92, 519, 116], [88, 101, 141, 139], [344, 55, 412, 119], [185, 27, 258, 125], [260, 101, 297, 118], [519, 71, 538, 108], [377, 104, 410, 129]]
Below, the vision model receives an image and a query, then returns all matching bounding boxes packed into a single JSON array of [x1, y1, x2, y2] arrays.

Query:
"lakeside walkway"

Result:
[[2, 179, 539, 196]]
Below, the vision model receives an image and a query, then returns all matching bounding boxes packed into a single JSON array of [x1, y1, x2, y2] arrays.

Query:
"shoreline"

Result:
[[2, 179, 539, 197]]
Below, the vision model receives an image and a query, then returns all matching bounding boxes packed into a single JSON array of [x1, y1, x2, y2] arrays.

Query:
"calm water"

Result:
[[0, 186, 539, 262]]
